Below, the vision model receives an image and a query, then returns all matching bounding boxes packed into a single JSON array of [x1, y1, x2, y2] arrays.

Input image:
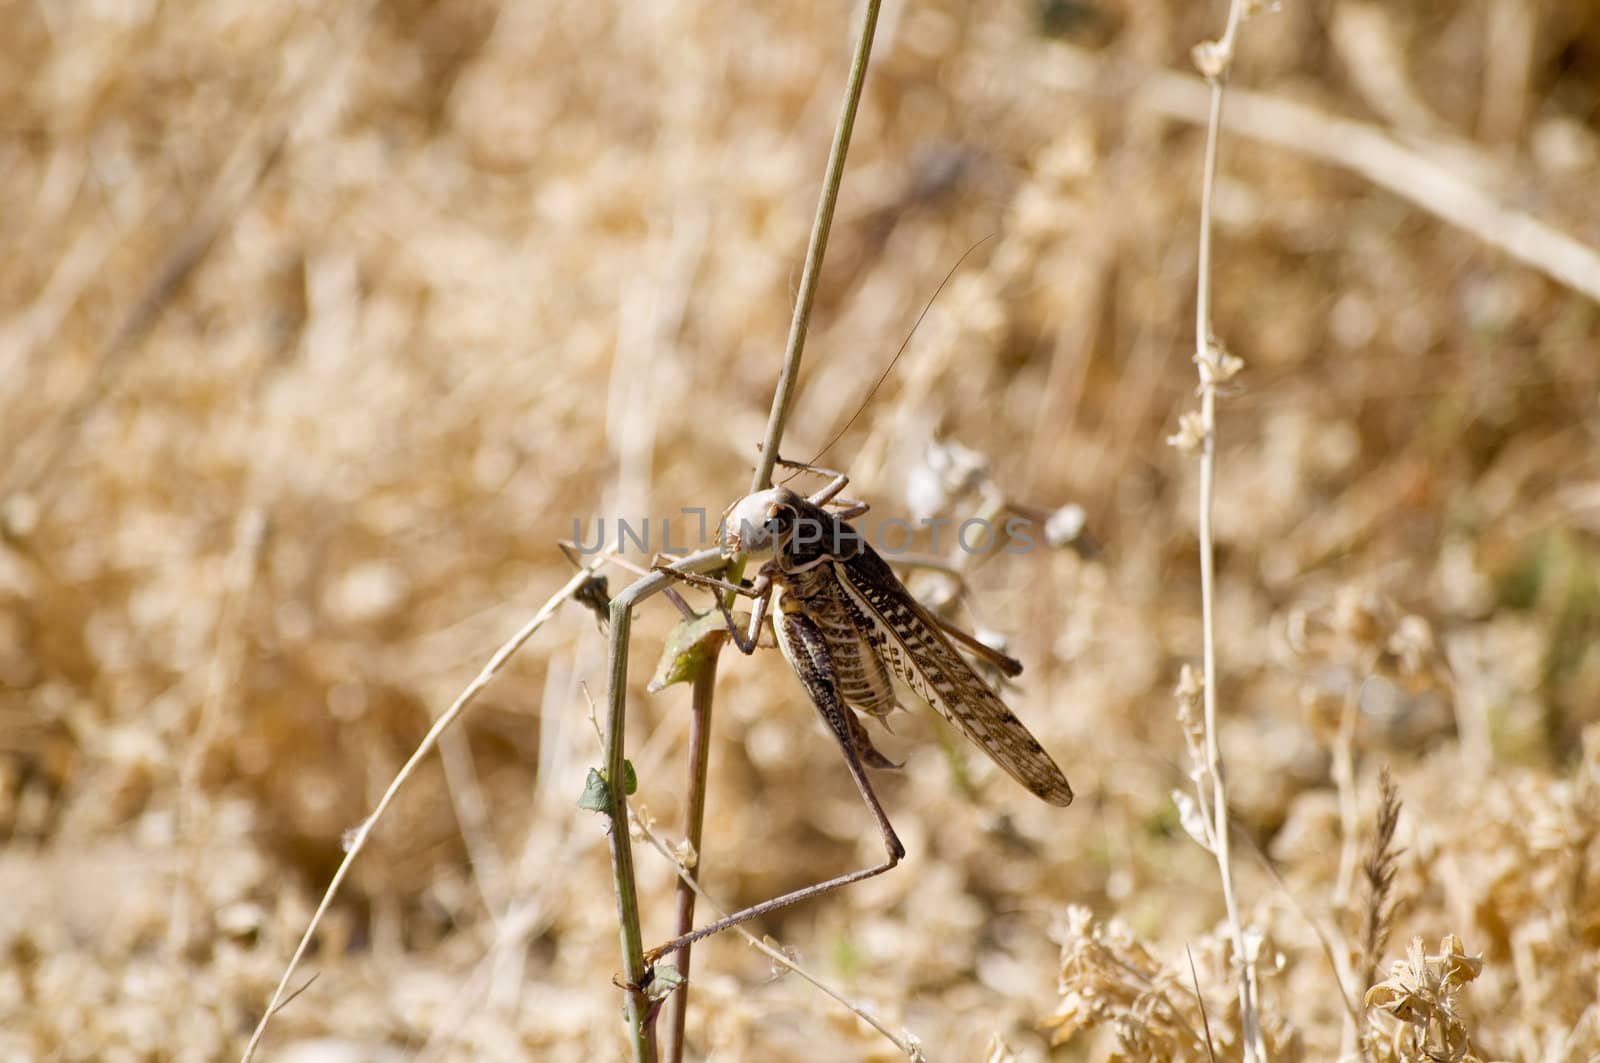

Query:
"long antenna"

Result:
[[791, 233, 996, 476]]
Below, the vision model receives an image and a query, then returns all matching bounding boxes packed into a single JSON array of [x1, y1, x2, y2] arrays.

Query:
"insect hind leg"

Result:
[[642, 609, 904, 966], [773, 608, 905, 859], [648, 555, 771, 654], [843, 707, 902, 770]]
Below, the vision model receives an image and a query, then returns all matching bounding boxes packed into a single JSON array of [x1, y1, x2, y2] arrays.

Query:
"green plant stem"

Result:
[[603, 548, 726, 1063], [604, 600, 656, 1062], [608, 5, 884, 1056], [750, 0, 882, 494], [661, 642, 724, 1063]]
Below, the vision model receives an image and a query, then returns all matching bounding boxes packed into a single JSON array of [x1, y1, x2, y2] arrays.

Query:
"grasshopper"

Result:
[[645, 458, 1071, 961]]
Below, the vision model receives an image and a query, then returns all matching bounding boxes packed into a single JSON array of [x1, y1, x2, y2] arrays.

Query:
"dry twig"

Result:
[[241, 562, 616, 1062]]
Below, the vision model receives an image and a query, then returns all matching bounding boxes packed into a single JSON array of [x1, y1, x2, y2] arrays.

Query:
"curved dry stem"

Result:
[[1032, 42, 1600, 305], [240, 562, 611, 1063], [1190, 0, 1262, 1059], [750, 0, 883, 494]]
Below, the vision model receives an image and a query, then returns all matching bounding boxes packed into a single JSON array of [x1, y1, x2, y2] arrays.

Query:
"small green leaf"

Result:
[[578, 768, 610, 813], [647, 610, 741, 692], [645, 963, 684, 1002], [831, 935, 863, 979], [578, 762, 636, 812]]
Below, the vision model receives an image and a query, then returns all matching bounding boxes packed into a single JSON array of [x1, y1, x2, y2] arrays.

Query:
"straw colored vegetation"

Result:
[[3, 0, 1598, 1059]]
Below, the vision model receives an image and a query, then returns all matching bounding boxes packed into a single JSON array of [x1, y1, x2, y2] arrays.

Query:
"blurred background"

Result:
[[2, 0, 1598, 1059]]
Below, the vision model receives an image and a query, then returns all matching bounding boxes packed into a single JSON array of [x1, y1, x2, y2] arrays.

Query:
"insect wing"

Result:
[[776, 499, 900, 717], [808, 579, 899, 717], [832, 547, 1073, 806], [772, 589, 900, 771]]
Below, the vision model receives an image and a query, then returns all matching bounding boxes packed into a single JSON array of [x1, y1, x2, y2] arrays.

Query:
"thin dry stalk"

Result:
[[168, 506, 269, 955], [1031, 42, 1600, 304], [1332, 681, 1365, 910], [661, 642, 723, 1063], [749, 0, 882, 494], [1240, 829, 1365, 1035], [438, 726, 509, 920], [599, 5, 883, 1059], [240, 561, 616, 1063], [1186, 944, 1220, 1063], [1187, 0, 1260, 1058]]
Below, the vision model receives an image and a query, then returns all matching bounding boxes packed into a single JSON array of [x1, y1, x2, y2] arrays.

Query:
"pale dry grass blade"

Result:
[[1179, 0, 1261, 1057], [241, 564, 609, 1062], [1032, 41, 1600, 304]]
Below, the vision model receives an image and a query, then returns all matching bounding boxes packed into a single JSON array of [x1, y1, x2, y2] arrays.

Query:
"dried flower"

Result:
[[1365, 935, 1484, 1063], [1169, 411, 1207, 453]]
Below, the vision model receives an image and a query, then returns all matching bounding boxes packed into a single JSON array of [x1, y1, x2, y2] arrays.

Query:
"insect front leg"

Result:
[[649, 554, 771, 654], [726, 581, 771, 655], [775, 457, 858, 508], [824, 499, 869, 521]]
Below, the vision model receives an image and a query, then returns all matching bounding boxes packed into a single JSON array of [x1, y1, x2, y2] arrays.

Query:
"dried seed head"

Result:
[[1168, 411, 1207, 453], [1044, 503, 1087, 548], [906, 437, 992, 522], [1365, 935, 1485, 1062], [1192, 39, 1228, 79], [1334, 586, 1384, 651], [1196, 337, 1245, 387]]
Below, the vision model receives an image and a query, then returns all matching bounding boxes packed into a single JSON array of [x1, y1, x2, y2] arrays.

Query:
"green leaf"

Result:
[[647, 610, 741, 692], [577, 768, 610, 813], [578, 761, 636, 813], [646, 963, 684, 1002]]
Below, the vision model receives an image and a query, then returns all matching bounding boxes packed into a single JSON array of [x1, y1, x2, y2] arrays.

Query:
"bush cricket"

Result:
[[644, 457, 1072, 964]]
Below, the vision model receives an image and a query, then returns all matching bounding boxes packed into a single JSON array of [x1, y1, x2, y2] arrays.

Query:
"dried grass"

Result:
[[3, 0, 1599, 1059]]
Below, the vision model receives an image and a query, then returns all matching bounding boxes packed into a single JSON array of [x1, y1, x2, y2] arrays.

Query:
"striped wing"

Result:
[[771, 587, 901, 771], [815, 583, 900, 718], [831, 548, 1073, 806], [780, 557, 899, 718]]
